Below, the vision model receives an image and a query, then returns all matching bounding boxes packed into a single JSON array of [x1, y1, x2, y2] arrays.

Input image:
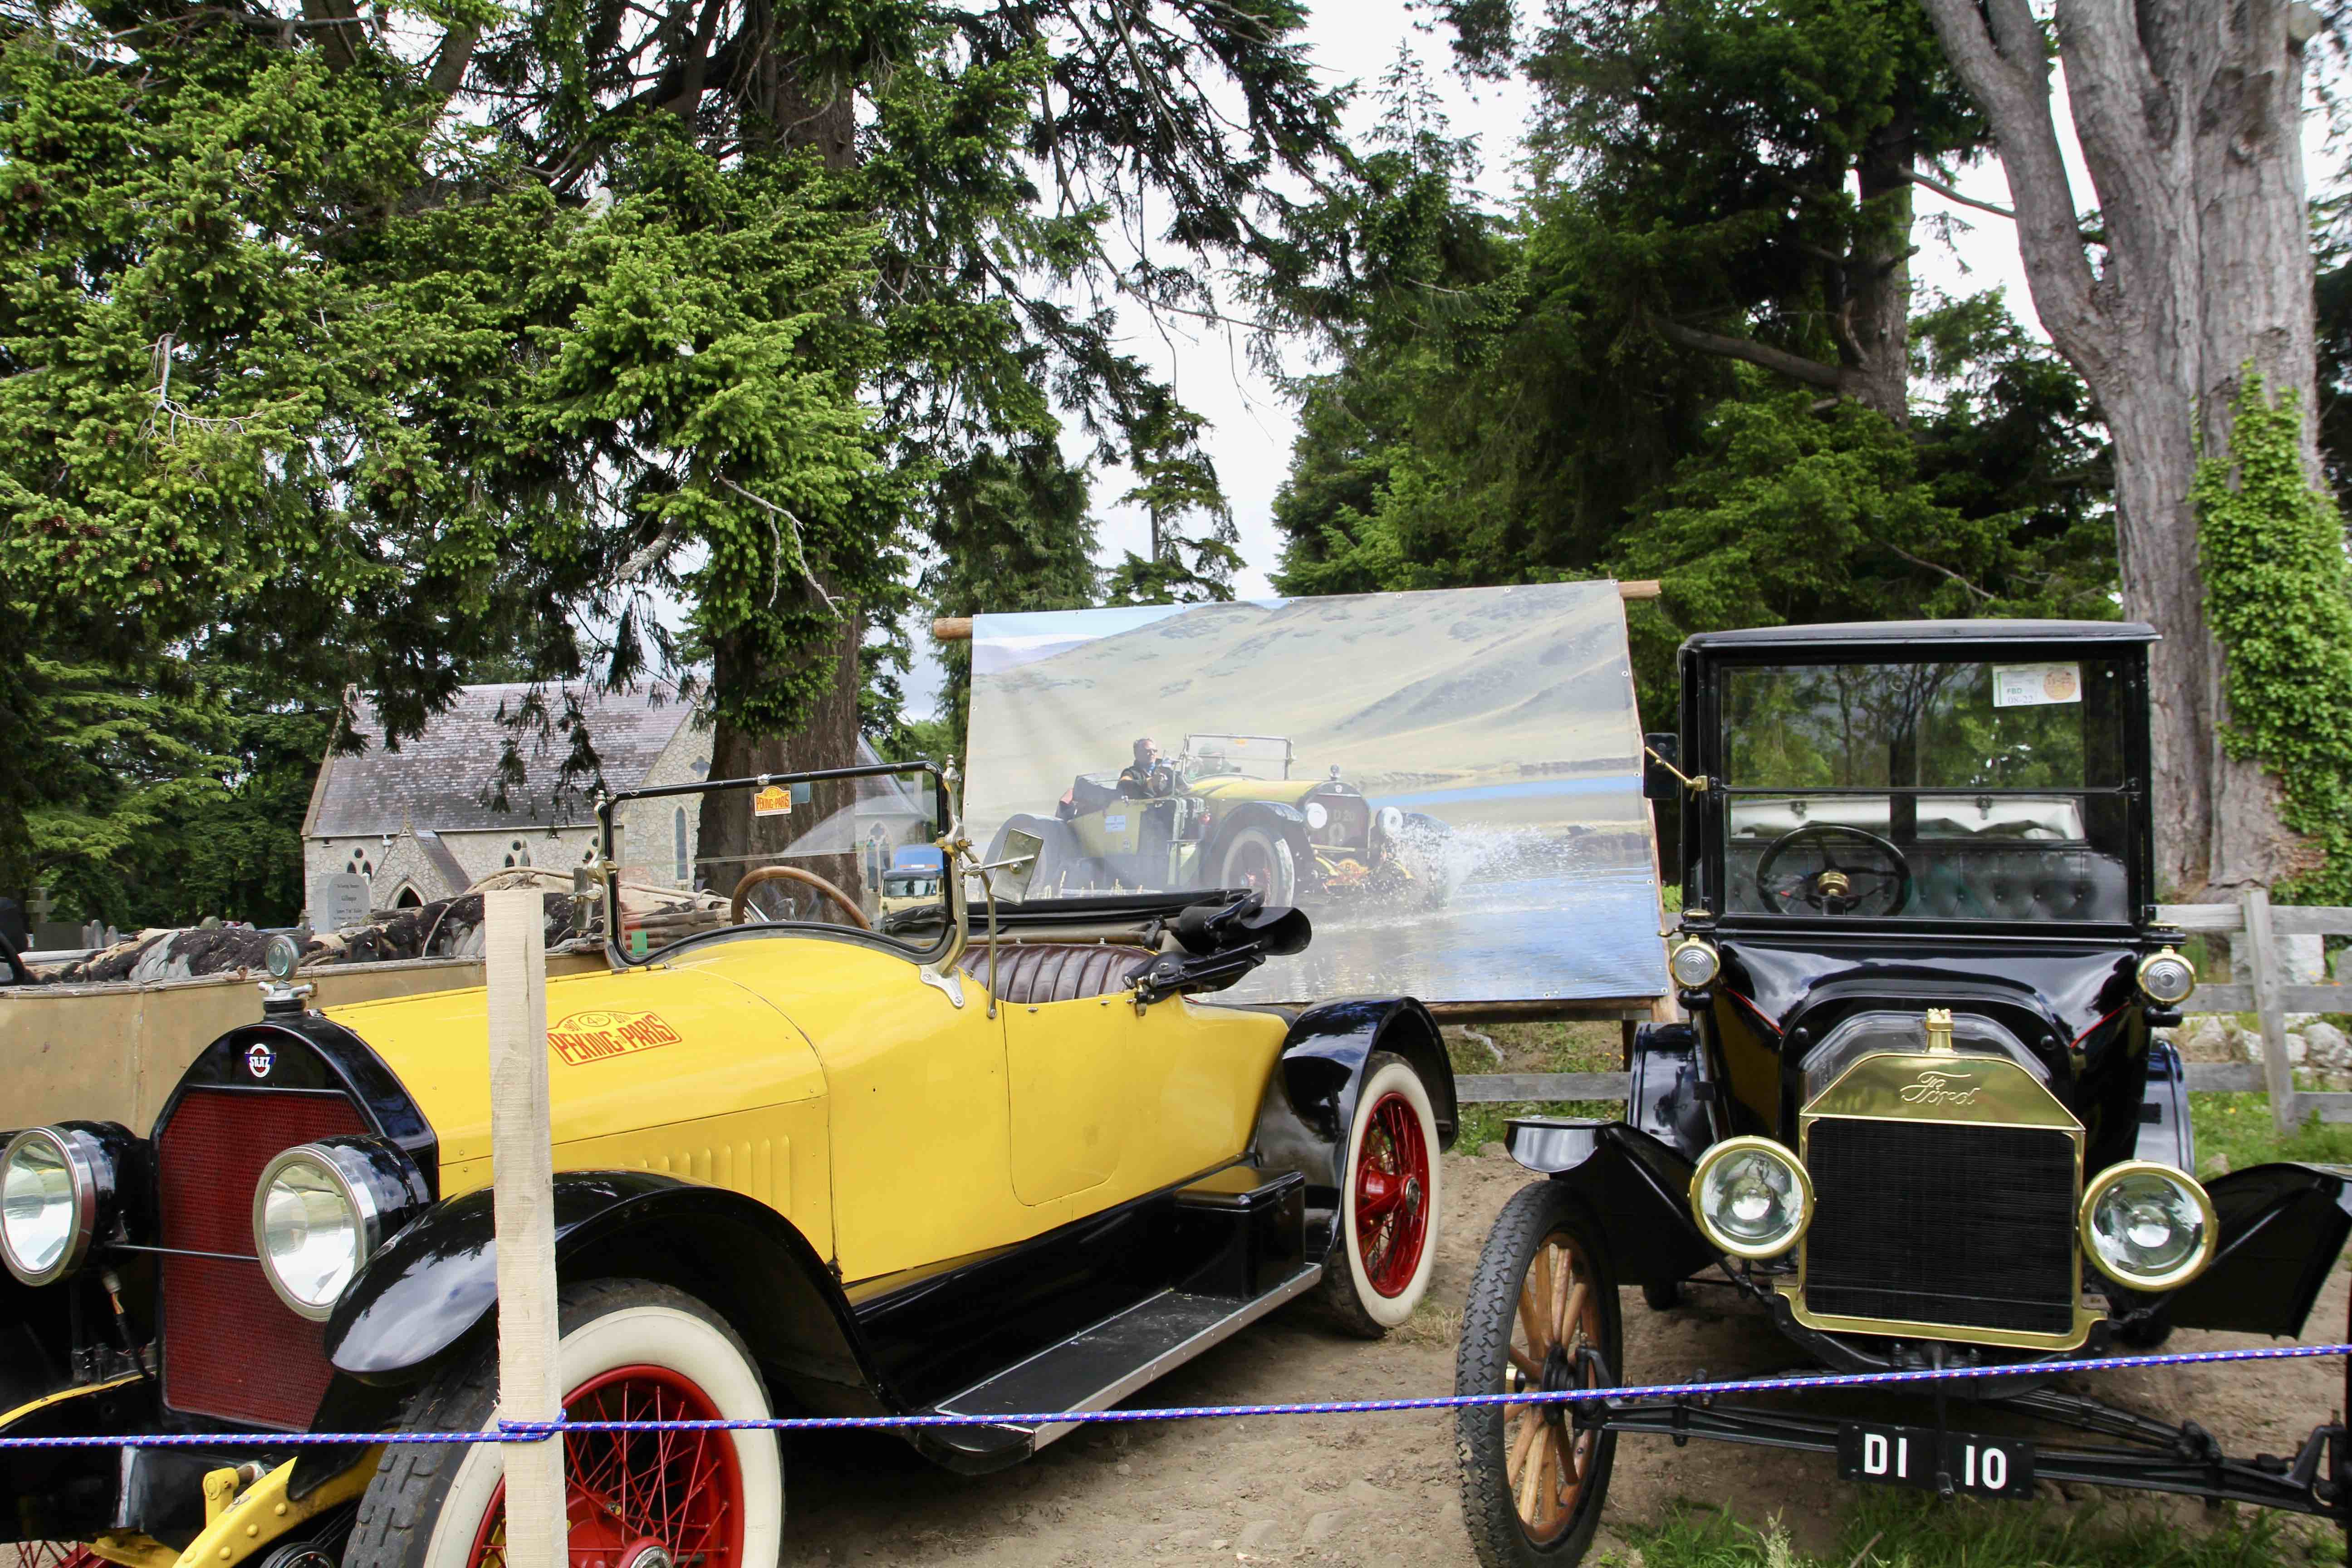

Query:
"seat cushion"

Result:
[[959, 942, 1154, 1004]]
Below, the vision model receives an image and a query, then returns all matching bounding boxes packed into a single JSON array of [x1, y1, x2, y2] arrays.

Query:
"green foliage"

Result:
[[2192, 376, 2352, 902], [1631, 1493, 2313, 1568]]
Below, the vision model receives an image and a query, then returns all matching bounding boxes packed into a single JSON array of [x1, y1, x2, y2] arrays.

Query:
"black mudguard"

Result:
[[1251, 997, 1458, 1193], [324, 1171, 891, 1413], [2153, 1161, 2352, 1337], [1505, 1119, 1720, 1292], [1204, 802, 1313, 878]]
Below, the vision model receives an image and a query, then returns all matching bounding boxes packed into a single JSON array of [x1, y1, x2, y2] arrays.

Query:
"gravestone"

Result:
[[323, 872, 374, 932]]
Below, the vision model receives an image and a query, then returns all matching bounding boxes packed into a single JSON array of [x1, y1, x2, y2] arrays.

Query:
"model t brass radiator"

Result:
[[1779, 1049, 2096, 1351]]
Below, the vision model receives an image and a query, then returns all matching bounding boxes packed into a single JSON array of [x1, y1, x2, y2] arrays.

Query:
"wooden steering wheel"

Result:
[[729, 865, 871, 931]]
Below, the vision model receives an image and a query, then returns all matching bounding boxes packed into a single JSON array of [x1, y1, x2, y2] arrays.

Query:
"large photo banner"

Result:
[[962, 582, 1667, 1006]]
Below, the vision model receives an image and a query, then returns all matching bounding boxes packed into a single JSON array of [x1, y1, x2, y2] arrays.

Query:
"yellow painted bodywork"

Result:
[[167, 1452, 380, 1568], [324, 930, 1290, 1285], [0, 1373, 140, 1433], [1187, 776, 1316, 806]]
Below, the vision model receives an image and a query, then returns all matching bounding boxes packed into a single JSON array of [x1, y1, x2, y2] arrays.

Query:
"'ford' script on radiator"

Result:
[[1897, 1070, 1980, 1107]]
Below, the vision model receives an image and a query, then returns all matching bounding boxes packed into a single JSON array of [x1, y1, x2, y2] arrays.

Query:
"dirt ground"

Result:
[[775, 1150, 2352, 1566]]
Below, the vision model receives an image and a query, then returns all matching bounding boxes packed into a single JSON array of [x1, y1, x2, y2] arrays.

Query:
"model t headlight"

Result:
[[1304, 801, 1329, 832], [1377, 806, 1405, 839], [2081, 1161, 2215, 1291], [2, 1124, 127, 1286], [1667, 938, 1721, 989], [2137, 948, 2196, 1006], [253, 1137, 427, 1320], [1690, 1136, 1813, 1259]]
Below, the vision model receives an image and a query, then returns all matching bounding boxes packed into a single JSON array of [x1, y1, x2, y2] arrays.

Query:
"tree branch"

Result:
[[425, 22, 478, 103], [1651, 318, 1844, 390], [1900, 167, 2015, 219], [1880, 540, 1995, 601]]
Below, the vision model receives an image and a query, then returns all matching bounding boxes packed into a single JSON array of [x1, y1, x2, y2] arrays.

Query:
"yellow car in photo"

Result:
[[0, 762, 1455, 1568]]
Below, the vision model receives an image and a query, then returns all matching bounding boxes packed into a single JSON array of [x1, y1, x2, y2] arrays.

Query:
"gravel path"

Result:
[[776, 1150, 2351, 1565]]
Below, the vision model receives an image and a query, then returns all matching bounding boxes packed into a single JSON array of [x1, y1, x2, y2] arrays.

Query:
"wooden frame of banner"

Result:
[[933, 580, 1676, 1032]]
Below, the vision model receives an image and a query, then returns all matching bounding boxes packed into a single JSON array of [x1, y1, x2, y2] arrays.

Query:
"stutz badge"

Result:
[[549, 1009, 684, 1067], [1897, 1069, 1979, 1108], [752, 784, 793, 818], [245, 1041, 276, 1079]]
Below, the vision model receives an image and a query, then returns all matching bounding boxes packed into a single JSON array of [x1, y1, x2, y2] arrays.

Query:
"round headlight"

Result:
[[253, 1138, 426, 1321], [1377, 806, 1405, 839], [2081, 1161, 2215, 1291], [2137, 947, 2196, 1006], [1689, 1136, 1813, 1260], [1303, 801, 1330, 833], [1668, 938, 1721, 990], [2, 1128, 100, 1286]]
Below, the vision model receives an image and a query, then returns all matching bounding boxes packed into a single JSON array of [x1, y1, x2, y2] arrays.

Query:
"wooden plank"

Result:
[[2270, 906, 2352, 936], [929, 579, 1666, 641], [485, 890, 566, 1568], [2184, 1062, 2264, 1093], [2155, 903, 2249, 933], [2187, 983, 2254, 1012], [1457, 1072, 1631, 1103], [2308, 1093, 2352, 1124], [2243, 890, 2300, 1137], [2283, 985, 2350, 1012]]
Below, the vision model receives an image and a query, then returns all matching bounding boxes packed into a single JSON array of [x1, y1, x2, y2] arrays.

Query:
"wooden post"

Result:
[[2244, 888, 2298, 1137], [485, 890, 565, 1568]]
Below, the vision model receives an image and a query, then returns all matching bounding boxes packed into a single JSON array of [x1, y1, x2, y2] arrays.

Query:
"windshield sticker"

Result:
[[1992, 662, 2081, 708], [752, 784, 793, 817], [550, 1008, 682, 1065]]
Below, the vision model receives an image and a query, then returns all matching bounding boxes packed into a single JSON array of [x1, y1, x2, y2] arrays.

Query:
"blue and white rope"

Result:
[[2, 1341, 2344, 1449]]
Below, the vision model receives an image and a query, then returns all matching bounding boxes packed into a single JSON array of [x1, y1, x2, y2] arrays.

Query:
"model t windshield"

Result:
[[597, 762, 953, 962], [1718, 657, 2132, 923]]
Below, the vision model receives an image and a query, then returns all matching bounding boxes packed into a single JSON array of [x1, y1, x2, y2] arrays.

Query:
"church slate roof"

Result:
[[309, 683, 696, 838]]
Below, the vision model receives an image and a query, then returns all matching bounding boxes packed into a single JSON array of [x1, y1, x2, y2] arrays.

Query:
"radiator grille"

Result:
[[158, 1087, 369, 1427], [1804, 1117, 2078, 1336]]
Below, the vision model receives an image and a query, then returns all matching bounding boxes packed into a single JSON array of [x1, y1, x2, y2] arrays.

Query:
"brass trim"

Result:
[[1667, 936, 1721, 989], [2136, 946, 2197, 1006], [1790, 1049, 2090, 1352], [2078, 1159, 2219, 1292], [1689, 1136, 1814, 1260], [1923, 1008, 1953, 1054]]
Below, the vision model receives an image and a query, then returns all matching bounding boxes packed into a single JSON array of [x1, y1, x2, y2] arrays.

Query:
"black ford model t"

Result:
[[1456, 620, 2352, 1565]]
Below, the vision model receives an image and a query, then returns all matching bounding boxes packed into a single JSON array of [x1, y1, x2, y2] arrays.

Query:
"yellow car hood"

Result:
[[1187, 777, 1321, 805], [322, 954, 823, 1171]]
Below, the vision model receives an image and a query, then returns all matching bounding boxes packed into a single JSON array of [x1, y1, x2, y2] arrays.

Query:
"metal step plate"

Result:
[[934, 1263, 1322, 1451]]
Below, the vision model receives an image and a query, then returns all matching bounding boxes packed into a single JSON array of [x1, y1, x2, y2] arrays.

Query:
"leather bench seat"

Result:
[[959, 942, 1155, 1004]]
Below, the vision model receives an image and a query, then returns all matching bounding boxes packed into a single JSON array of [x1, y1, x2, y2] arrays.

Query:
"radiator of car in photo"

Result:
[[1776, 1034, 2096, 1351]]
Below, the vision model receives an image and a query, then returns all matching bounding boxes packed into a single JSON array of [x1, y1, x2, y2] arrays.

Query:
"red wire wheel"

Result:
[[465, 1365, 744, 1568], [1354, 1089, 1432, 1298]]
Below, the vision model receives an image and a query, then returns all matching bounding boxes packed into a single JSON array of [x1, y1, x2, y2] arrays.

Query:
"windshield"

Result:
[[1716, 658, 2132, 923], [1182, 734, 1293, 782], [600, 763, 951, 962]]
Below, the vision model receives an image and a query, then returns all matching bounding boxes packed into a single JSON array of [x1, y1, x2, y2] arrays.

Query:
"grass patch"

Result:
[[2190, 1093, 2352, 1175], [1455, 1098, 1623, 1152], [1624, 1492, 2337, 1568]]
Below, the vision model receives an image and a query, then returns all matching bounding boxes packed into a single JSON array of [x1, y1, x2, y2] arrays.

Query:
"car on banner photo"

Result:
[[986, 732, 1457, 907], [0, 761, 1455, 1568], [1452, 619, 2352, 1568]]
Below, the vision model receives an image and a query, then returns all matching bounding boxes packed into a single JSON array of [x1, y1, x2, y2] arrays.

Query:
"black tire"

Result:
[[1641, 1279, 1680, 1312], [344, 1279, 783, 1568], [1456, 1181, 1621, 1568], [1317, 1053, 1442, 1338], [1216, 823, 1299, 904]]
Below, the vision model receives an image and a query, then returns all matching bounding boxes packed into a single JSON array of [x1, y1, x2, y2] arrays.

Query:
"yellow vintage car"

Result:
[[0, 762, 1455, 1568]]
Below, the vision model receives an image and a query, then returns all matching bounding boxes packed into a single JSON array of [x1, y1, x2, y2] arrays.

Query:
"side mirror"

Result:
[[1642, 732, 1685, 802], [986, 828, 1043, 903]]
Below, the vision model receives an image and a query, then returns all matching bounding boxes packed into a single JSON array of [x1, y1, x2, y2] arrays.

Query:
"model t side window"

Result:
[[1718, 658, 2132, 923]]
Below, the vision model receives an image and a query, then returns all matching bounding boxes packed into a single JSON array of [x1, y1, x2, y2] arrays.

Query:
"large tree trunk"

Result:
[[1845, 114, 1917, 423], [694, 71, 866, 900], [1918, 0, 2322, 899]]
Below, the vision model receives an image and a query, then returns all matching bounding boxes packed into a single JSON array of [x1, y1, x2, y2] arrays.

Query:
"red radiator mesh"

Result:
[[158, 1087, 369, 1428]]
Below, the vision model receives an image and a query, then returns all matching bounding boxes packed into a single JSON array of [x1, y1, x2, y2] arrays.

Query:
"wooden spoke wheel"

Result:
[[1456, 1182, 1621, 1568]]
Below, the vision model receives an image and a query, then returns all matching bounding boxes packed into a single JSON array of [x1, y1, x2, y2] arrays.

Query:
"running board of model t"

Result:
[[918, 1262, 1323, 1472]]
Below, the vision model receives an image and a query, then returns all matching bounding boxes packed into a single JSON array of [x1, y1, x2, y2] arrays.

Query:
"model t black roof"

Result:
[[1684, 618, 2157, 652]]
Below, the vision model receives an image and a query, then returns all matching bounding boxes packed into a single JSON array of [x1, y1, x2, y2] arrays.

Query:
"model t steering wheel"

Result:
[[729, 866, 872, 930], [1146, 762, 1182, 799], [1755, 823, 1912, 916]]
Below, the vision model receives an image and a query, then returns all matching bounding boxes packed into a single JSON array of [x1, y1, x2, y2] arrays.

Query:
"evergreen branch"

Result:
[[1878, 540, 1995, 602], [1651, 318, 1843, 391], [1899, 167, 2014, 220], [716, 477, 839, 614]]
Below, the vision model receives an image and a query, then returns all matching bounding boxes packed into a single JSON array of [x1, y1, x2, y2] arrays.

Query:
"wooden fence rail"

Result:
[[1454, 893, 2349, 1132]]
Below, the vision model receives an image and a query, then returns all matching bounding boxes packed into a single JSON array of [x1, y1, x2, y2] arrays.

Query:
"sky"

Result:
[[900, 6, 2340, 720]]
